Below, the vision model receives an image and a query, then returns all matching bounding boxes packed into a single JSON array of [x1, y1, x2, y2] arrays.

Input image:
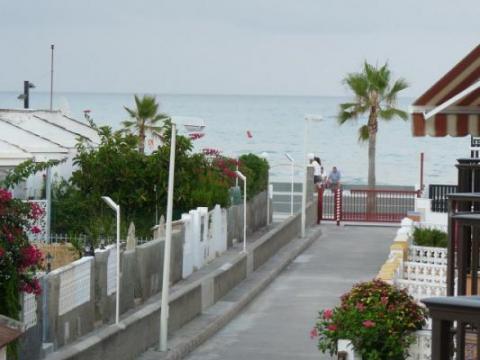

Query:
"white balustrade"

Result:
[[400, 262, 447, 284], [408, 330, 432, 360], [395, 279, 446, 302], [408, 245, 448, 266]]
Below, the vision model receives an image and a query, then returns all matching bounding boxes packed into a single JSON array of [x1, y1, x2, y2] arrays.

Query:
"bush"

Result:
[[313, 279, 425, 360], [412, 227, 448, 248], [238, 154, 269, 200]]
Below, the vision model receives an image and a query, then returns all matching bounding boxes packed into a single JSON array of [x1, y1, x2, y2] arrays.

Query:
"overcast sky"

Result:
[[1, 0, 479, 96]]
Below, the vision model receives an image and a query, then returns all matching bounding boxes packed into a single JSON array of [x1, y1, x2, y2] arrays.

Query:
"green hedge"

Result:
[[412, 227, 448, 248]]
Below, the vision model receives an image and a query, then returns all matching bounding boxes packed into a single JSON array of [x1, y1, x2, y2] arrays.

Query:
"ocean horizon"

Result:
[[0, 91, 469, 186]]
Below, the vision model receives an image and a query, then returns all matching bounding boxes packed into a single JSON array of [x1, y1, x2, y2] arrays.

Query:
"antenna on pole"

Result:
[[49, 44, 54, 111]]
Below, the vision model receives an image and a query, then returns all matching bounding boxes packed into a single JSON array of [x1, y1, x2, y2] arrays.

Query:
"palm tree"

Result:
[[123, 95, 169, 154], [338, 62, 408, 188]]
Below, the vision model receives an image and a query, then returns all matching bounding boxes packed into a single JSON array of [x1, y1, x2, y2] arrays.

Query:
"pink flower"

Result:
[[327, 324, 337, 331], [323, 309, 333, 319], [31, 226, 42, 234], [356, 302, 365, 312], [363, 320, 375, 328], [30, 202, 44, 220], [21, 245, 43, 268], [310, 327, 318, 339], [381, 296, 389, 305], [20, 278, 42, 295]]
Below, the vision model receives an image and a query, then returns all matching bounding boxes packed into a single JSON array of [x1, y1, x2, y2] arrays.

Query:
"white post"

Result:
[[115, 205, 120, 325], [101, 196, 121, 325], [160, 122, 176, 351], [45, 167, 52, 243], [236, 171, 247, 253], [266, 183, 270, 225], [301, 119, 308, 238], [285, 153, 294, 216]]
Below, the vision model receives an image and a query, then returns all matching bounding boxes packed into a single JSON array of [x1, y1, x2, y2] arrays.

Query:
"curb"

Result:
[[158, 226, 322, 360]]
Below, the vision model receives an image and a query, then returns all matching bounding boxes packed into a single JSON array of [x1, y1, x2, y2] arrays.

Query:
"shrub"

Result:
[[238, 154, 269, 199], [313, 279, 425, 360], [0, 188, 44, 358], [412, 227, 448, 248]]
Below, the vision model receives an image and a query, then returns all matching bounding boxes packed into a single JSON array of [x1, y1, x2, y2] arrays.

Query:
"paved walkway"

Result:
[[184, 224, 396, 360]]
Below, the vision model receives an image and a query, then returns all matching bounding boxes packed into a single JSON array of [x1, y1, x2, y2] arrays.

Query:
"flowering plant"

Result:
[[0, 188, 44, 320], [312, 279, 426, 360]]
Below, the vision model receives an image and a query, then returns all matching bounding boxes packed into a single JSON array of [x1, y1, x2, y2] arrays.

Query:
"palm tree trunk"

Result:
[[367, 108, 377, 216], [139, 124, 145, 154]]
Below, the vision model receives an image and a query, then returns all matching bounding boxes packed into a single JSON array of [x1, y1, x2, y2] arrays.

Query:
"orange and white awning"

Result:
[[411, 44, 480, 137]]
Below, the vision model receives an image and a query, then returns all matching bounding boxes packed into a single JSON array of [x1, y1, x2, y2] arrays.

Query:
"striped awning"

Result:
[[411, 44, 480, 137]]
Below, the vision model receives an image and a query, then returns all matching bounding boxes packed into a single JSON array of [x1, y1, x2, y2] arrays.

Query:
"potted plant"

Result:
[[312, 279, 426, 360]]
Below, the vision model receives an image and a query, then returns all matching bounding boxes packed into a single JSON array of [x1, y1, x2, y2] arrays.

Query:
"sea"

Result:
[[0, 91, 470, 186]]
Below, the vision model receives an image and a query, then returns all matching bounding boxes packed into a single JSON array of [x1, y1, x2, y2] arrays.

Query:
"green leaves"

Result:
[[1, 158, 64, 189]]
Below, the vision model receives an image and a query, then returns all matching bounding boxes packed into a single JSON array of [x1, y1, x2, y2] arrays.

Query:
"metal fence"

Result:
[[428, 184, 458, 213], [318, 187, 418, 224]]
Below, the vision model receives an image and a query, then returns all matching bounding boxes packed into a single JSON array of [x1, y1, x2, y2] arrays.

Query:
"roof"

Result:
[[0, 109, 99, 165], [411, 44, 480, 137]]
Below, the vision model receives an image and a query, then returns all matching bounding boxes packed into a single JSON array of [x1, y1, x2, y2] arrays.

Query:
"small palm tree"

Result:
[[123, 95, 169, 154], [338, 62, 408, 188]]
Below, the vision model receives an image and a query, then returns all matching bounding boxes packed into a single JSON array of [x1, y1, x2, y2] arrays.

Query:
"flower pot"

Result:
[[338, 339, 361, 360]]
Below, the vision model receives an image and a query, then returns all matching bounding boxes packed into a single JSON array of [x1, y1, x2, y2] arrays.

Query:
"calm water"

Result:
[[0, 91, 469, 185]]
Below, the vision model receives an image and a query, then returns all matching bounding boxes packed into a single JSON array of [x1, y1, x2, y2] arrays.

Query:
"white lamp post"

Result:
[[285, 153, 294, 215], [301, 114, 322, 238], [101, 196, 120, 325], [235, 170, 247, 253], [160, 117, 205, 352]]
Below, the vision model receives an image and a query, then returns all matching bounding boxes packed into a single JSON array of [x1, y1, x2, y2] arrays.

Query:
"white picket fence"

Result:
[[182, 205, 227, 278], [408, 330, 432, 360]]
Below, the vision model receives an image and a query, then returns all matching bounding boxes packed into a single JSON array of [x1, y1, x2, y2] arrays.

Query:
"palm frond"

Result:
[[385, 78, 409, 104], [379, 107, 408, 121], [358, 125, 369, 142]]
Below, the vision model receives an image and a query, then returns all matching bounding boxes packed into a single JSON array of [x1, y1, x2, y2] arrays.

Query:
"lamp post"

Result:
[[236, 170, 247, 253], [285, 153, 294, 215], [301, 115, 322, 238], [101, 196, 120, 325], [160, 117, 205, 352]]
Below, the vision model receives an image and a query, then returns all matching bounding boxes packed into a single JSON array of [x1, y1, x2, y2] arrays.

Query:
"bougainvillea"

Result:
[[0, 188, 44, 356], [312, 279, 425, 360]]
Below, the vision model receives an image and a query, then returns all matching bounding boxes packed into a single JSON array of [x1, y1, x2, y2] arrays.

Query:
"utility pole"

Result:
[[20, 81, 35, 109], [50, 44, 54, 111]]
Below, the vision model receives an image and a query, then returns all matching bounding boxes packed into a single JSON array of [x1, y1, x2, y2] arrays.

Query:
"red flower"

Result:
[[0, 189, 12, 202], [21, 245, 43, 268], [381, 296, 389, 305], [323, 309, 333, 319], [356, 302, 365, 312], [327, 324, 337, 331], [20, 278, 42, 295], [30, 202, 44, 220], [310, 327, 318, 339], [363, 320, 375, 328], [31, 226, 42, 234]]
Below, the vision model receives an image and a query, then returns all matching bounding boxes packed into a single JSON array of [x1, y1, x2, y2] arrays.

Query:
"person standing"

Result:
[[311, 157, 322, 184]]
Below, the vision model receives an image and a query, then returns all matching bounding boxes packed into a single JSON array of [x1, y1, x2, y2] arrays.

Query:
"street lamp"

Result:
[[301, 114, 322, 238], [285, 153, 294, 215], [159, 116, 205, 352], [101, 196, 120, 325], [235, 170, 247, 253]]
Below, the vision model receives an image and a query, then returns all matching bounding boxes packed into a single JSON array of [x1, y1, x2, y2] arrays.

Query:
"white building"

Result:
[[0, 109, 99, 198]]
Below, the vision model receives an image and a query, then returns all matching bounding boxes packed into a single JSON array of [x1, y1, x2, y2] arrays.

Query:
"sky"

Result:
[[1, 0, 479, 96]]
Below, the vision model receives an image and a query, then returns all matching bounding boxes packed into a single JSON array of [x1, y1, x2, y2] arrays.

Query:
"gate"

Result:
[[318, 187, 419, 224]]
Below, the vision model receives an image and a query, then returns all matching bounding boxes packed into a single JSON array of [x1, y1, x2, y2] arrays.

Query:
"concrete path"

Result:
[[184, 224, 396, 360]]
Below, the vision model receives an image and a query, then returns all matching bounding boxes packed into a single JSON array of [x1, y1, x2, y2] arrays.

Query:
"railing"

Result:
[[428, 184, 457, 213], [319, 188, 417, 223]]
